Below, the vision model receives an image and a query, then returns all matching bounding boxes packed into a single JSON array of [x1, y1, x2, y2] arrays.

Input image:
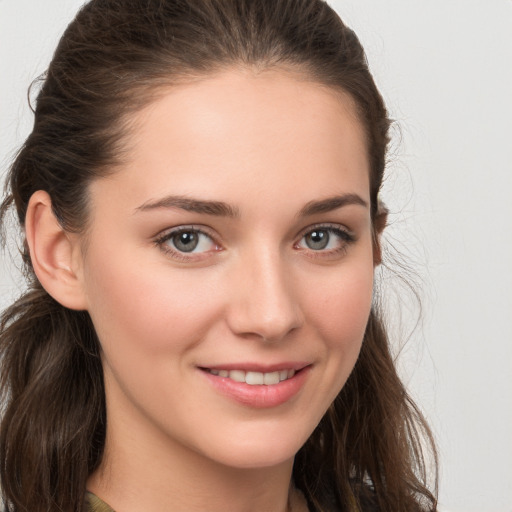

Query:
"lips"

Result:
[[199, 364, 311, 408]]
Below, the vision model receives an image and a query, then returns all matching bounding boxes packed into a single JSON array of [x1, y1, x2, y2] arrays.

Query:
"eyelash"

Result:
[[294, 224, 356, 259], [154, 226, 220, 262], [154, 223, 356, 261]]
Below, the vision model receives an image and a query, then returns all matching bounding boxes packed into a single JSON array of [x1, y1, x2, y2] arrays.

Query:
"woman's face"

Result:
[[78, 69, 375, 470]]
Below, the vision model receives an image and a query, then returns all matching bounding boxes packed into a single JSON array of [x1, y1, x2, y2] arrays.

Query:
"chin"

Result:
[[208, 447, 297, 471], [194, 423, 314, 470]]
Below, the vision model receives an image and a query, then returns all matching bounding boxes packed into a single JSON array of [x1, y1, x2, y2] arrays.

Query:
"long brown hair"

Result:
[[0, 1, 437, 511]]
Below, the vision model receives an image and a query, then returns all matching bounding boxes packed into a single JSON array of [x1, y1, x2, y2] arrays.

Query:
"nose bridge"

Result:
[[227, 245, 302, 341]]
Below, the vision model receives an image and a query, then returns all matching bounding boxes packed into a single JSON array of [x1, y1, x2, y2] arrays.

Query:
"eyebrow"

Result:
[[135, 192, 367, 218], [298, 194, 368, 217], [135, 195, 240, 218]]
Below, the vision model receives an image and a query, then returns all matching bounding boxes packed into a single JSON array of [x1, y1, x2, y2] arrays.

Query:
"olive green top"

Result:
[[84, 489, 370, 511], [85, 492, 115, 512], [83, 488, 377, 512]]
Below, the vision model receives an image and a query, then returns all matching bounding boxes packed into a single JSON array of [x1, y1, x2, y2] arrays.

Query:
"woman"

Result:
[[0, 1, 437, 511]]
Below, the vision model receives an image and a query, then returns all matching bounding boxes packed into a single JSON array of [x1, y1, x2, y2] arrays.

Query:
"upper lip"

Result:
[[198, 362, 311, 373]]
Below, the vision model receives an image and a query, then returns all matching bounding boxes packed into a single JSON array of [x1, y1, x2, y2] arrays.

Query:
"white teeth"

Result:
[[229, 370, 246, 383], [208, 368, 297, 385], [263, 371, 280, 385], [245, 371, 264, 385]]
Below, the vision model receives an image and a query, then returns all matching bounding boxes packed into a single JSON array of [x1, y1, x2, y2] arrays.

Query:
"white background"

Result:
[[1, 1, 511, 511]]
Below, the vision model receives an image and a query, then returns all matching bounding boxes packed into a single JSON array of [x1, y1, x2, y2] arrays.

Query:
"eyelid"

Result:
[[153, 224, 222, 260], [294, 222, 356, 255], [296, 222, 355, 241], [152, 222, 356, 262]]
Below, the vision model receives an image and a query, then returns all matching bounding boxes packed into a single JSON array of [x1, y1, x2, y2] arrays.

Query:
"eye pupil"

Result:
[[306, 230, 329, 250], [173, 231, 199, 252]]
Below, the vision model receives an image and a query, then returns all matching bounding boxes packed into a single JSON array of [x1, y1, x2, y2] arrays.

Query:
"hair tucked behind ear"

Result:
[[1, 1, 437, 511]]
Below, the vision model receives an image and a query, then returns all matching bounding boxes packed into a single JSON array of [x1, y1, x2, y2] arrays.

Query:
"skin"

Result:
[[57, 68, 376, 512]]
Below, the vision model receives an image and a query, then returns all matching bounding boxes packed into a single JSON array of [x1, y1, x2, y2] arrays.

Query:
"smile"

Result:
[[200, 364, 311, 408], [205, 368, 296, 386]]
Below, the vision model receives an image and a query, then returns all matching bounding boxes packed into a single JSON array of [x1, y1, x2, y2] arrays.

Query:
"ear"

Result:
[[372, 200, 388, 267], [25, 190, 88, 310]]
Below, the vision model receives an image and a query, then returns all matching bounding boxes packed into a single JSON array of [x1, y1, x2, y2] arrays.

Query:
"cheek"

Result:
[[305, 261, 374, 347], [285, 258, 374, 428], [83, 253, 224, 357], [302, 254, 374, 402]]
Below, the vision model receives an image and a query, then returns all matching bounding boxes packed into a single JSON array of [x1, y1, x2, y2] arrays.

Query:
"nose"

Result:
[[225, 249, 303, 342]]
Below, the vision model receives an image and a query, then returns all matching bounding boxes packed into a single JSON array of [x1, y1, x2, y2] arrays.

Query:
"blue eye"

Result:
[[297, 226, 354, 252]]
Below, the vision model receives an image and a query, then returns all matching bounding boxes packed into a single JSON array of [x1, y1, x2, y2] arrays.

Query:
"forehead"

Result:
[[92, 68, 370, 213]]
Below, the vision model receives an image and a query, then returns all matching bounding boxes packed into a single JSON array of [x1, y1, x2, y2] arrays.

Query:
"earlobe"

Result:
[[25, 190, 88, 310]]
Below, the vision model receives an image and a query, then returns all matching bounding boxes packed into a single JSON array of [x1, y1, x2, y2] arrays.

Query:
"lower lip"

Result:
[[200, 367, 311, 408]]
